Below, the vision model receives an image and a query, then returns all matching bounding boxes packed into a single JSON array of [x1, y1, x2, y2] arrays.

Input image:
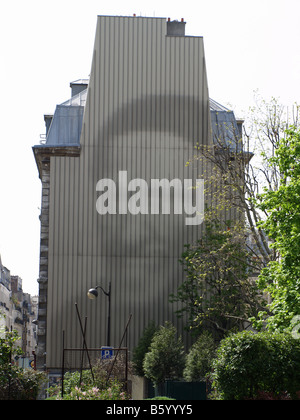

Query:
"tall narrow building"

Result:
[[33, 16, 238, 374]]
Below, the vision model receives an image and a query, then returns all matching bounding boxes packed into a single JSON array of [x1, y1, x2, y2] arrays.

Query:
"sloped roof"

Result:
[[61, 89, 87, 107], [70, 79, 89, 86], [40, 82, 241, 150], [41, 88, 87, 147], [209, 98, 231, 112], [210, 99, 243, 151]]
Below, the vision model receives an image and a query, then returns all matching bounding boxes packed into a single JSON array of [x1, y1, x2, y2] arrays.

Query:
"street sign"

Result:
[[101, 346, 113, 359]]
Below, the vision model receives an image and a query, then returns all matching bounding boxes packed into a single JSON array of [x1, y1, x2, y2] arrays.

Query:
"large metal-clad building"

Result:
[[33, 15, 239, 372]]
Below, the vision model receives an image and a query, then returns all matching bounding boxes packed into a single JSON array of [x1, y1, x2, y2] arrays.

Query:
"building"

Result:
[[33, 15, 242, 374], [0, 256, 11, 333], [0, 256, 38, 365]]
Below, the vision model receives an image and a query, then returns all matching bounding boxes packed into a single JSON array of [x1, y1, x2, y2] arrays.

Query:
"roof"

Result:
[[43, 105, 84, 147], [70, 79, 89, 86], [210, 99, 243, 151], [38, 80, 242, 151], [209, 98, 231, 112], [41, 89, 87, 147], [61, 89, 87, 107]]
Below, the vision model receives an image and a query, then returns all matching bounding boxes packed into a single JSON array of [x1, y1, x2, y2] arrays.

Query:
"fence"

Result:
[[61, 347, 129, 397]]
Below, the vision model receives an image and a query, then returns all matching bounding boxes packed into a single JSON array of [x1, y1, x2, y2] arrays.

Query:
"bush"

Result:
[[132, 321, 158, 377], [184, 331, 216, 382], [0, 365, 46, 400], [0, 328, 46, 400], [211, 331, 300, 400], [143, 322, 186, 386], [18, 369, 47, 400], [56, 380, 127, 400], [48, 357, 130, 400]]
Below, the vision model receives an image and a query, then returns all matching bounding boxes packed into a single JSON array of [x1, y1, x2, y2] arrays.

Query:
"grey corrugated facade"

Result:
[[34, 16, 217, 370]]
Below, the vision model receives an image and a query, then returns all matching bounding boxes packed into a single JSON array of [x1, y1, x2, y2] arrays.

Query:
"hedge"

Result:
[[211, 331, 300, 400]]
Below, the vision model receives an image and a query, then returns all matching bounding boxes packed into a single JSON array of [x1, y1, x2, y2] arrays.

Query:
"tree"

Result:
[[143, 322, 186, 387], [170, 220, 265, 340], [174, 95, 300, 337], [132, 321, 158, 377], [192, 94, 300, 269], [0, 329, 46, 400], [0, 328, 22, 365], [183, 331, 216, 382], [254, 127, 300, 332]]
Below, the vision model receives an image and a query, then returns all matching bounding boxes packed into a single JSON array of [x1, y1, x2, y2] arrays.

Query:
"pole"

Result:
[[106, 314, 132, 383], [95, 282, 111, 346], [61, 330, 65, 398], [107, 281, 111, 346], [80, 316, 88, 385], [75, 303, 94, 382]]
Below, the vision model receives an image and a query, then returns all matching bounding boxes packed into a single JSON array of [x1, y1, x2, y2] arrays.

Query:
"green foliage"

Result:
[[255, 127, 300, 331], [61, 370, 94, 395], [132, 321, 158, 377], [56, 379, 127, 401], [211, 330, 300, 400], [143, 322, 186, 386], [0, 329, 23, 365], [171, 220, 263, 340], [183, 331, 216, 382], [0, 329, 46, 400], [48, 359, 130, 400], [0, 365, 46, 400]]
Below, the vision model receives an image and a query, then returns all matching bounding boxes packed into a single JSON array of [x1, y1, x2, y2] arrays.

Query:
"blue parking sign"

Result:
[[101, 347, 113, 359]]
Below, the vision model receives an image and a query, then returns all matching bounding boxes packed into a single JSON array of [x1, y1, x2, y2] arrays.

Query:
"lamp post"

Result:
[[87, 281, 111, 346]]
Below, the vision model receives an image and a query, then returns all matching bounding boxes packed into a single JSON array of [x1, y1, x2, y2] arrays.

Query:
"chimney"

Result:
[[167, 19, 186, 36], [70, 79, 89, 97], [44, 114, 53, 135]]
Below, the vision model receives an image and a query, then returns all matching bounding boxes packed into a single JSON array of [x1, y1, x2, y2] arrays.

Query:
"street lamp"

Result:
[[87, 282, 111, 346]]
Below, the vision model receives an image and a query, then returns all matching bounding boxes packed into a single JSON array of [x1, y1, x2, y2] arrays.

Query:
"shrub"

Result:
[[18, 369, 47, 400], [212, 331, 300, 400], [0, 365, 46, 400], [48, 358, 130, 400], [143, 322, 186, 386], [184, 331, 216, 382], [56, 380, 127, 400], [0, 328, 46, 400], [132, 321, 158, 377]]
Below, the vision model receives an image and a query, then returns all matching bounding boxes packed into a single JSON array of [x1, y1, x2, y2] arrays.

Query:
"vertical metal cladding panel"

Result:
[[46, 16, 211, 368]]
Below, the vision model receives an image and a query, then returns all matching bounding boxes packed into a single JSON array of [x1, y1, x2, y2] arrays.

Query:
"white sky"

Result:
[[0, 0, 299, 295]]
